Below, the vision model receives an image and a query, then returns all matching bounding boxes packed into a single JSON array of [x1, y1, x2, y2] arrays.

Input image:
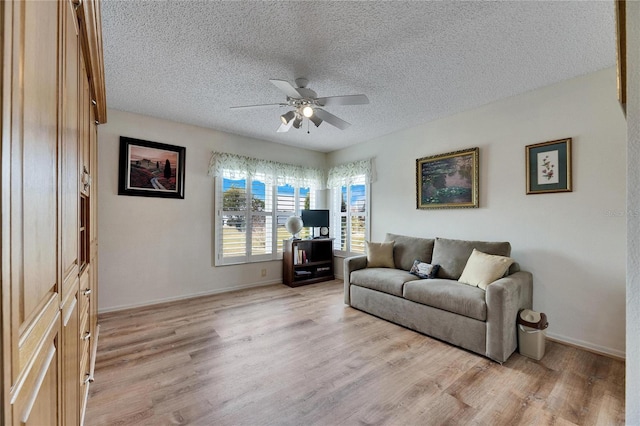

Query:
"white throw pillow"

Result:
[[458, 249, 514, 290]]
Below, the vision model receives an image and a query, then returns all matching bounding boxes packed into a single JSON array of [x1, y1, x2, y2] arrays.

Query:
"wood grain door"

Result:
[[2, 0, 62, 423]]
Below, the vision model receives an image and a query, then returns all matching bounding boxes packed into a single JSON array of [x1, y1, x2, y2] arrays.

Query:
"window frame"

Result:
[[331, 174, 370, 256], [215, 175, 314, 266]]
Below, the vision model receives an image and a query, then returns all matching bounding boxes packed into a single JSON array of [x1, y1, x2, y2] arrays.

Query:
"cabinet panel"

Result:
[[4, 0, 62, 393], [61, 293, 79, 426], [79, 308, 91, 422], [2, 2, 63, 423], [20, 0, 60, 327], [89, 105, 99, 338], [20, 355, 58, 426], [79, 269, 91, 315], [18, 295, 59, 372], [11, 318, 60, 426], [61, 0, 80, 292]]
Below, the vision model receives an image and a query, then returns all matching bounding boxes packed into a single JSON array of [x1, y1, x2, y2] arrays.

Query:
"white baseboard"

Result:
[[545, 331, 625, 360], [98, 279, 282, 314]]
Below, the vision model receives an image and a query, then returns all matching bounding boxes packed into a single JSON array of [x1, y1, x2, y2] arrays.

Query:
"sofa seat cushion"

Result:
[[403, 279, 487, 321], [350, 268, 419, 297]]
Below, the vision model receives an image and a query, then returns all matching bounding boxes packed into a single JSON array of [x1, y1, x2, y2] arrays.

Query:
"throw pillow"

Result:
[[365, 240, 395, 268], [409, 260, 440, 279], [458, 249, 514, 290]]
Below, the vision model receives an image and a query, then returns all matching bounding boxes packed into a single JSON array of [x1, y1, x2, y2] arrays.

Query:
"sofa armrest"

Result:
[[485, 271, 533, 363], [344, 255, 367, 304]]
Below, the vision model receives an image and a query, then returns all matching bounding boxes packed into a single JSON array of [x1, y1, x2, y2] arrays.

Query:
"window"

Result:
[[328, 159, 372, 255], [333, 175, 367, 253], [210, 153, 323, 265]]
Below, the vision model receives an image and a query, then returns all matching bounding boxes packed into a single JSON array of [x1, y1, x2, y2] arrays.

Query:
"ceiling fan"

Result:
[[230, 78, 369, 133]]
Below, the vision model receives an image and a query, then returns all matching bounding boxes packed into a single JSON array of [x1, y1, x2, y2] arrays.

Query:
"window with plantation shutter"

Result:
[[328, 159, 372, 255], [220, 176, 248, 262], [209, 153, 323, 265]]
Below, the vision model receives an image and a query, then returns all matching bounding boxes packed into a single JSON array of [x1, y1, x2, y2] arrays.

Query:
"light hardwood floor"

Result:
[[86, 280, 625, 425]]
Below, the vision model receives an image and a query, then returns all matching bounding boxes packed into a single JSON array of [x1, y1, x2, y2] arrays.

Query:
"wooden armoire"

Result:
[[1, 0, 106, 424]]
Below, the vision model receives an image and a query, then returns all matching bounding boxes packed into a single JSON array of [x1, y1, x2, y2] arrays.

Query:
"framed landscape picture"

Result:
[[526, 138, 572, 195], [118, 137, 186, 199], [416, 147, 479, 209]]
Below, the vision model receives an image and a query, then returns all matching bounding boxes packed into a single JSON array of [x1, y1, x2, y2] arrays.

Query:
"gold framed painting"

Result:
[[416, 147, 479, 209], [525, 138, 572, 195]]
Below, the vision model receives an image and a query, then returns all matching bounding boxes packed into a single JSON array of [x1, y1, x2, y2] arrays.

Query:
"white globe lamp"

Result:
[[285, 216, 303, 239]]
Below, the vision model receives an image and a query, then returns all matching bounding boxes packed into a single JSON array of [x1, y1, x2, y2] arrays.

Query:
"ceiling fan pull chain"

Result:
[[307, 119, 310, 134]]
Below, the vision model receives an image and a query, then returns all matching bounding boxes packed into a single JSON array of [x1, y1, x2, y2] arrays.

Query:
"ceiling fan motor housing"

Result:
[[295, 77, 309, 88]]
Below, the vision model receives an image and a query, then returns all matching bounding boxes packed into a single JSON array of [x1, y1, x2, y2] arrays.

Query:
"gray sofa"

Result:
[[344, 234, 533, 363]]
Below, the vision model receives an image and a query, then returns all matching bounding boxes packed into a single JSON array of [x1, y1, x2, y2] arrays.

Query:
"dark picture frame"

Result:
[[615, 0, 626, 114], [525, 138, 572, 195], [118, 137, 186, 199], [416, 147, 479, 209]]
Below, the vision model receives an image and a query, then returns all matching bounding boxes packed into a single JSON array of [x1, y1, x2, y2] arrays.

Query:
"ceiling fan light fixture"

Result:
[[234, 78, 366, 133], [310, 114, 323, 127], [280, 110, 296, 125], [302, 106, 314, 118]]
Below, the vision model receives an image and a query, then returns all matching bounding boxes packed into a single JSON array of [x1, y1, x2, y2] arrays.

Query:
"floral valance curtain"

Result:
[[326, 158, 374, 188], [208, 152, 325, 189]]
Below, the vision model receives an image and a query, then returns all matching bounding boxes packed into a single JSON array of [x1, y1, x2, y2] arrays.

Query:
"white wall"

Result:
[[626, 1, 639, 422], [329, 68, 627, 358], [97, 110, 326, 311]]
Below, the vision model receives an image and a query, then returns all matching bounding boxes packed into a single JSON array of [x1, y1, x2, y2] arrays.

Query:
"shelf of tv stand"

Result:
[[283, 238, 335, 287], [293, 260, 329, 268]]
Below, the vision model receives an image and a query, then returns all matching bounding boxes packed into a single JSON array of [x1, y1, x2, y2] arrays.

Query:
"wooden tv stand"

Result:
[[283, 238, 335, 287]]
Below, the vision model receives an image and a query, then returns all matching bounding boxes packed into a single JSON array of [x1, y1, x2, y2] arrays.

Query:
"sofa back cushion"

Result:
[[385, 233, 435, 270], [432, 237, 511, 280]]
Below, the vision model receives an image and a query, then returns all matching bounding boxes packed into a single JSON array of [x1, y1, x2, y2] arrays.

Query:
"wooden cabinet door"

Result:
[[60, 2, 81, 422], [89, 106, 99, 340], [61, 292, 80, 426], [1, 0, 62, 423], [11, 322, 60, 426], [62, 0, 80, 301]]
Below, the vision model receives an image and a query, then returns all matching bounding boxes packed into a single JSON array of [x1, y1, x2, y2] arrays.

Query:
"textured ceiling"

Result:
[[102, 1, 616, 153]]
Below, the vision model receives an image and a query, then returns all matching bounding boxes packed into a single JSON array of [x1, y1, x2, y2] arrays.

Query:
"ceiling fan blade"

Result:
[[230, 103, 286, 110], [316, 94, 369, 106], [313, 108, 351, 130], [277, 119, 294, 133], [270, 79, 304, 98]]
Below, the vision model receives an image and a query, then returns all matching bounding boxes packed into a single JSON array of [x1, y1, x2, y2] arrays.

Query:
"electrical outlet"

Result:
[[261, 268, 267, 277]]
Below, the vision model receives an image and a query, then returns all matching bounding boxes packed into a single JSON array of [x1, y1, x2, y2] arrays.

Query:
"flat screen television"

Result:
[[301, 209, 329, 228]]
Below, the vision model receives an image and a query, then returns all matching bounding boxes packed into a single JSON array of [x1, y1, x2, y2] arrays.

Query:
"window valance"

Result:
[[327, 158, 374, 188], [208, 152, 325, 189]]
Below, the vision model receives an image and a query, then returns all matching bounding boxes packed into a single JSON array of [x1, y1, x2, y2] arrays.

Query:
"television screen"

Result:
[[301, 209, 329, 227]]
